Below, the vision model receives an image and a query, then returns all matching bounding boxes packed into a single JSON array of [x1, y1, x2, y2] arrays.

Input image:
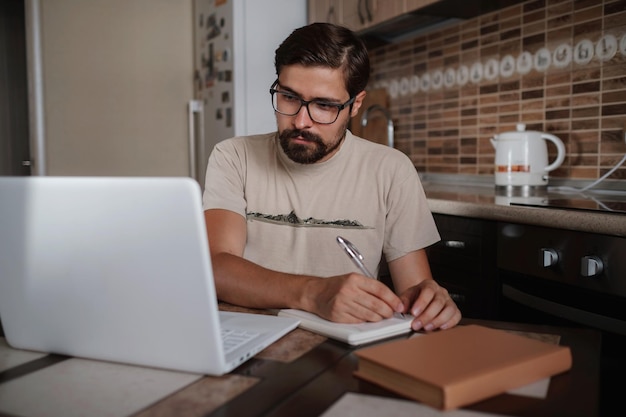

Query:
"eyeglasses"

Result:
[[269, 81, 355, 125]]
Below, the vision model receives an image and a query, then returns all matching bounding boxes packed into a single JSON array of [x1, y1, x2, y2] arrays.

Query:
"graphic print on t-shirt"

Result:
[[247, 210, 372, 229]]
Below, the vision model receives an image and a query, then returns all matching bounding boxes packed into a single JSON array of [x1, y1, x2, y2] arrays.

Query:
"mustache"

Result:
[[283, 129, 323, 144]]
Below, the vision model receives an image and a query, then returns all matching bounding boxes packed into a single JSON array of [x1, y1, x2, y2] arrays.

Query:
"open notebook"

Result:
[[278, 309, 413, 346], [0, 176, 299, 375]]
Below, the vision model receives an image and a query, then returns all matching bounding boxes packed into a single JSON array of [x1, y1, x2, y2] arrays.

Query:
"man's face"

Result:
[[274, 65, 365, 164]]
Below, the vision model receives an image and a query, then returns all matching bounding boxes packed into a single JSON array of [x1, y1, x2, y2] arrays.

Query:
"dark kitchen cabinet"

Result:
[[308, 0, 342, 25], [308, 0, 409, 30], [308, 0, 526, 46], [341, 0, 406, 32], [426, 213, 499, 320]]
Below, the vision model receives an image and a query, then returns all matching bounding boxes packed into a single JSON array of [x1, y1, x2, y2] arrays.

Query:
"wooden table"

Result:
[[0, 310, 601, 417]]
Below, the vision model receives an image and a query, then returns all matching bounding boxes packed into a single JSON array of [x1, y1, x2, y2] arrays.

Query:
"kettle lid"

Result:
[[516, 123, 526, 132]]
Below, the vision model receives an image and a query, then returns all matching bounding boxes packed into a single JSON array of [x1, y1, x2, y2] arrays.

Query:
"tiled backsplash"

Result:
[[367, 0, 626, 182]]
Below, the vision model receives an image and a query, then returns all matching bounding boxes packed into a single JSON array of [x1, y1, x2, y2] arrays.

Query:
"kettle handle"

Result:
[[542, 133, 566, 172]]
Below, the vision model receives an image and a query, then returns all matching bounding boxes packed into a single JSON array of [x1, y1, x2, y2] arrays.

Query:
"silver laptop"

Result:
[[0, 176, 299, 375]]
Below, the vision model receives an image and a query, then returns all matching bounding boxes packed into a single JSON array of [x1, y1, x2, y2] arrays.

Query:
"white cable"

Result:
[[551, 131, 626, 196]]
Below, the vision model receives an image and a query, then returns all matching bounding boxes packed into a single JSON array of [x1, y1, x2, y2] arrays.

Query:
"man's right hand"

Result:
[[303, 273, 405, 323]]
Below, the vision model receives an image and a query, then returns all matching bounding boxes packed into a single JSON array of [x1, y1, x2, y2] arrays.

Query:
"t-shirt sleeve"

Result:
[[383, 154, 440, 261], [202, 139, 247, 218]]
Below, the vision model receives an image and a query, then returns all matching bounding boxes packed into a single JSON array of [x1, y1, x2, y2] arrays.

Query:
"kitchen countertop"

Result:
[[420, 174, 626, 237]]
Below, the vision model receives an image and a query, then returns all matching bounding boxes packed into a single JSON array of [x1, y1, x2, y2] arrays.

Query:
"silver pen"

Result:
[[336, 236, 407, 319], [336, 236, 375, 278]]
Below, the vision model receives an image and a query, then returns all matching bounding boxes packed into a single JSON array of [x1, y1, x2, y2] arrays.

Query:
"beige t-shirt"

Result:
[[202, 130, 440, 278]]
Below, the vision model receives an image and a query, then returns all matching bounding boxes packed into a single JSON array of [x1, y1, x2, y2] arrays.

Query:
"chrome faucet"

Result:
[[360, 104, 394, 148]]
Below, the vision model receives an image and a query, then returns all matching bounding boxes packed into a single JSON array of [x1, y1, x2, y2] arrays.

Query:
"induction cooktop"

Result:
[[510, 198, 626, 215]]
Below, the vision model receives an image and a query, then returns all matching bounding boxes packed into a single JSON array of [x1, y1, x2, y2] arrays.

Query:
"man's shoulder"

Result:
[[348, 132, 411, 163], [217, 132, 277, 149]]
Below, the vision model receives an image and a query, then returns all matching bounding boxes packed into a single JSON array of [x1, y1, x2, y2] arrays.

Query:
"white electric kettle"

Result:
[[490, 123, 566, 189]]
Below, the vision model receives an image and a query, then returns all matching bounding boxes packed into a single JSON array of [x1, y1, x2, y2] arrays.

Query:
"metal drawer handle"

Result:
[[449, 292, 466, 303], [443, 240, 466, 249]]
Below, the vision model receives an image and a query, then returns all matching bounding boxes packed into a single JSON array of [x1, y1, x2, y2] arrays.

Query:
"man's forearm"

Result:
[[211, 252, 317, 310]]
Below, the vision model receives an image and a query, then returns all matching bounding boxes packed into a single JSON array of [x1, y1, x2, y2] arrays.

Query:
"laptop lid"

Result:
[[0, 176, 298, 375]]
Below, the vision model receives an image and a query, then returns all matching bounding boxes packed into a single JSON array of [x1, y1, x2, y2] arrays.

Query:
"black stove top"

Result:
[[511, 198, 626, 215]]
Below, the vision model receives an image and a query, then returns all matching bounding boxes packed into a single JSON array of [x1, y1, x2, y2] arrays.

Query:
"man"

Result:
[[202, 23, 461, 332]]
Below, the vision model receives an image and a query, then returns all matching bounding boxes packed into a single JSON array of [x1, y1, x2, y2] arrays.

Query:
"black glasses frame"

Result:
[[269, 80, 355, 125]]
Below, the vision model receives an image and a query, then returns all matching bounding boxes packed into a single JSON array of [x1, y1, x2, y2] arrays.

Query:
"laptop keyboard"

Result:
[[221, 328, 260, 354]]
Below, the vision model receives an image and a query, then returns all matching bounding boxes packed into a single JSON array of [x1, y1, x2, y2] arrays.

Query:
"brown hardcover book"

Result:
[[353, 324, 572, 410]]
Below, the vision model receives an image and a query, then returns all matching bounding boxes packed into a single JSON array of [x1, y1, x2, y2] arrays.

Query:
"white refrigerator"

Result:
[[26, 0, 306, 187]]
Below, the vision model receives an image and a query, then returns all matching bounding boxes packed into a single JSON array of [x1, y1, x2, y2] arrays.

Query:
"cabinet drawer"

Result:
[[433, 213, 485, 235], [427, 213, 498, 319], [428, 233, 482, 265]]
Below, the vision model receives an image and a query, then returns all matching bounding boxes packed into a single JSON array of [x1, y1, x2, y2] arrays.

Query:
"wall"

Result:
[[367, 0, 626, 182]]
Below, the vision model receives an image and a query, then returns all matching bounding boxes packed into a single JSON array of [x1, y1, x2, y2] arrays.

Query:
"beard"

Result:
[[279, 125, 347, 164]]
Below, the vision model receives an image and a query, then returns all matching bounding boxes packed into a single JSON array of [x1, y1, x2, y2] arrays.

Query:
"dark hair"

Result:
[[274, 23, 370, 98]]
